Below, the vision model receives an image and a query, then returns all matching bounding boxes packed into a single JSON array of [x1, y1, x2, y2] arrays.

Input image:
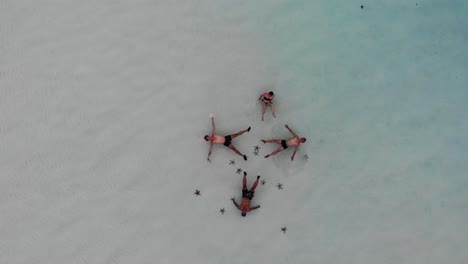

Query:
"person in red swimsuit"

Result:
[[261, 124, 306, 161], [231, 171, 261, 217], [204, 114, 250, 162], [259, 91, 276, 121]]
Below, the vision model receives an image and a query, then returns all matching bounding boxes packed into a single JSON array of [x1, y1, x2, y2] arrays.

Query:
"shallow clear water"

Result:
[[1, 1, 466, 263], [235, 1, 468, 262]]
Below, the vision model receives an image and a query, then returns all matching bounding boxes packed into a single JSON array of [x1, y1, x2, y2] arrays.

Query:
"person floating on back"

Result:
[[204, 114, 250, 162], [259, 91, 276, 121], [231, 171, 261, 217], [261, 124, 306, 161]]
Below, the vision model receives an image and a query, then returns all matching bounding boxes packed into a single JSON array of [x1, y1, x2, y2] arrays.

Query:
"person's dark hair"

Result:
[[204, 135, 209, 141], [302, 138, 307, 142], [242, 212, 246, 217], [269, 91, 274, 96]]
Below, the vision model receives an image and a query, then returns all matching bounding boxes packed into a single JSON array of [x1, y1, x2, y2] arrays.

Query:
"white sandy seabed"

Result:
[[1, 1, 467, 264]]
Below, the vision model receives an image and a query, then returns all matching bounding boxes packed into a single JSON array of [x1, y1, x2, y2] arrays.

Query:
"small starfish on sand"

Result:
[[261, 179, 266, 185], [229, 159, 236, 165], [254, 145, 260, 152], [304, 154, 309, 160], [236, 168, 243, 174], [281, 226, 287, 233], [194, 189, 201, 196], [219, 208, 225, 214], [276, 183, 283, 190], [253, 151, 259, 156]]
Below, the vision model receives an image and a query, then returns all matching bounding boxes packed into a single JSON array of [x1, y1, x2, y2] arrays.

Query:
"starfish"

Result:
[[253, 151, 259, 156], [229, 159, 235, 165], [219, 208, 225, 214], [276, 183, 283, 190], [194, 189, 201, 196], [261, 179, 266, 185], [304, 154, 309, 159], [281, 226, 287, 233], [254, 145, 260, 152], [236, 168, 242, 174]]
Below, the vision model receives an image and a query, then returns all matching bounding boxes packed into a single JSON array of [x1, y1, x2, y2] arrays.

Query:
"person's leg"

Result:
[[250, 177, 260, 192], [264, 146, 285, 158], [270, 103, 276, 118], [230, 127, 251, 139], [261, 139, 282, 144], [243, 174, 248, 190], [261, 102, 267, 121], [229, 144, 247, 160]]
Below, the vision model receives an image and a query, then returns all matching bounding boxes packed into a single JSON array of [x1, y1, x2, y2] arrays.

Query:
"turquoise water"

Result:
[[1, 1, 465, 263], [230, 1, 468, 263]]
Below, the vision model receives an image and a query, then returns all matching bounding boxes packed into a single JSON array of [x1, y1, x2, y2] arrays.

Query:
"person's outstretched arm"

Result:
[[291, 145, 299, 161], [211, 115, 216, 135], [285, 124, 299, 138], [231, 198, 240, 210], [250, 205, 261, 211], [207, 142, 214, 162]]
